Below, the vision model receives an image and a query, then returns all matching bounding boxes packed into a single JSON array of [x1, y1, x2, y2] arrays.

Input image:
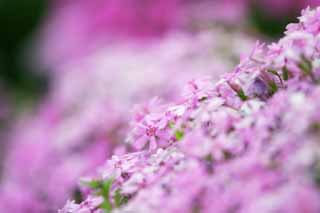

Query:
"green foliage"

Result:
[[282, 67, 289, 81], [99, 179, 113, 212], [114, 189, 129, 207], [175, 130, 185, 141], [298, 57, 313, 76], [237, 88, 248, 101], [81, 178, 130, 212], [0, 0, 49, 107], [249, 1, 297, 38], [268, 81, 278, 95]]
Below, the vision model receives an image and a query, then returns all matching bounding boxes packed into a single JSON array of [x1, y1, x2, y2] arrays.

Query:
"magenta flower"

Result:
[[59, 7, 320, 213]]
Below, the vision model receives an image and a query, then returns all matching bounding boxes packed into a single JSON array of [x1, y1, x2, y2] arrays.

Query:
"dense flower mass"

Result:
[[3, 1, 320, 212], [57, 7, 320, 212], [0, 28, 253, 212]]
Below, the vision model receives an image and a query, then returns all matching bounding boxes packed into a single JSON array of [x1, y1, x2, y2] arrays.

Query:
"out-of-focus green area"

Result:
[[0, 0, 49, 107], [249, 2, 299, 38]]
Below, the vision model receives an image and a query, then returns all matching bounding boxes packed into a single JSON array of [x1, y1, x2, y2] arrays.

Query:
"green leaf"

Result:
[[114, 189, 129, 208], [80, 179, 102, 190], [268, 81, 278, 95], [99, 178, 114, 212], [101, 179, 113, 199], [175, 130, 184, 141], [236, 89, 248, 101], [114, 190, 122, 207], [267, 69, 278, 76], [100, 201, 112, 213], [282, 67, 289, 81], [298, 57, 319, 83], [298, 57, 313, 76]]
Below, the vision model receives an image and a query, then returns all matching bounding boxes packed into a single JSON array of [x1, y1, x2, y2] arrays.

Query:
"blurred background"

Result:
[[0, 0, 317, 110], [0, 0, 316, 107], [0, 0, 319, 212]]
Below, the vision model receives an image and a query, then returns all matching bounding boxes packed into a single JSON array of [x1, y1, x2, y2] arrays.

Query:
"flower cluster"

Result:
[[3, 1, 320, 212], [0, 28, 253, 212], [59, 7, 320, 213]]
